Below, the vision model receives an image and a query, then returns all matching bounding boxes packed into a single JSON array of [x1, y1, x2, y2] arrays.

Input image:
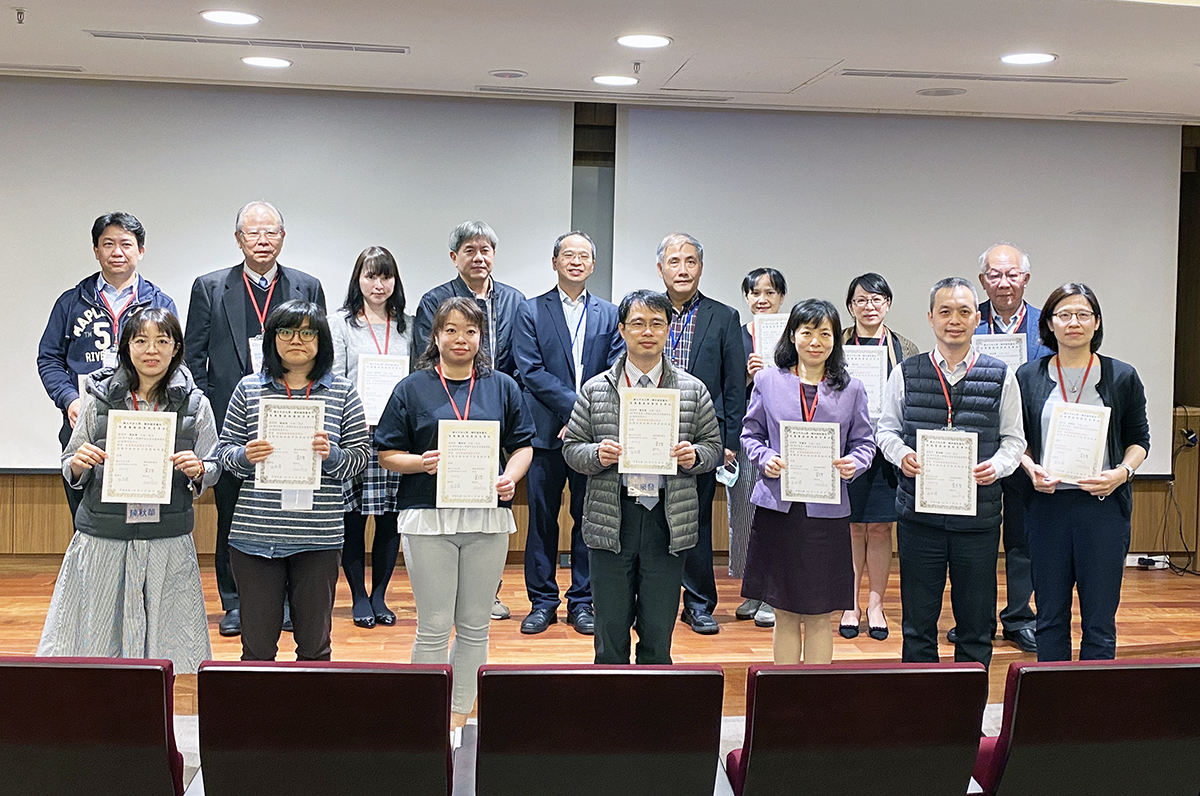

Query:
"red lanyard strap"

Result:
[[990, 303, 1026, 334], [930, 351, 977, 427], [100, 283, 138, 337], [366, 316, 391, 355], [130, 392, 158, 412], [243, 271, 278, 334], [284, 380, 313, 399], [1055, 354, 1095, 403], [798, 376, 819, 422], [437, 365, 475, 420]]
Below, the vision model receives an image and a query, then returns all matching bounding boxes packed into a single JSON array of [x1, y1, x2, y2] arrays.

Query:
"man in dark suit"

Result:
[[656, 232, 747, 634], [512, 231, 624, 635], [184, 200, 326, 636]]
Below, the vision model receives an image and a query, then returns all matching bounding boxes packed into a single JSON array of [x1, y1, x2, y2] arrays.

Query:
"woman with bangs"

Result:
[[330, 246, 415, 629], [39, 307, 218, 673]]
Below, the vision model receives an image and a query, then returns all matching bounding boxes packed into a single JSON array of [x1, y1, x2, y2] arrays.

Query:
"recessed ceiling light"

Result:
[[617, 34, 671, 49], [917, 87, 967, 96], [201, 10, 261, 25], [593, 75, 638, 86], [489, 69, 528, 79], [1001, 52, 1057, 65], [242, 56, 291, 68]]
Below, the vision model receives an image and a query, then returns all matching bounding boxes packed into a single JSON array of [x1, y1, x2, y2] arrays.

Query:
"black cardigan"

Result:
[[1015, 354, 1151, 518]]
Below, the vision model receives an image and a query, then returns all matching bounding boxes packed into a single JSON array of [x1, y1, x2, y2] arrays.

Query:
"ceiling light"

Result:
[[242, 56, 291, 68], [1001, 52, 1057, 65], [917, 87, 967, 96], [201, 10, 261, 25], [593, 75, 638, 86], [489, 69, 528, 79], [617, 34, 671, 49]]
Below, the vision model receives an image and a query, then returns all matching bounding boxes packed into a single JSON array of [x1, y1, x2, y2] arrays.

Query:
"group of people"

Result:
[[35, 205, 1150, 724]]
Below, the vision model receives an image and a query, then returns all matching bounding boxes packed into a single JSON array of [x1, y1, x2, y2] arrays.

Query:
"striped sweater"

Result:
[[216, 371, 370, 557]]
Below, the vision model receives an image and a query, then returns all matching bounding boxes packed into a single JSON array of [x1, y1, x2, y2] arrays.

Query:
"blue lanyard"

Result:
[[669, 303, 699, 355], [569, 299, 587, 345]]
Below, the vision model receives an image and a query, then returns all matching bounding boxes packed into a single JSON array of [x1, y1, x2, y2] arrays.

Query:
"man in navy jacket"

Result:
[[38, 212, 177, 516], [513, 231, 623, 635]]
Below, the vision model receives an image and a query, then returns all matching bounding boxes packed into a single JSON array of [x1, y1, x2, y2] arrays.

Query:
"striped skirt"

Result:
[[37, 532, 212, 674]]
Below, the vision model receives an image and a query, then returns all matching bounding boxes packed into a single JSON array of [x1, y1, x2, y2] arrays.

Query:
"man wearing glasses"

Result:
[[956, 241, 1053, 655], [185, 201, 326, 637]]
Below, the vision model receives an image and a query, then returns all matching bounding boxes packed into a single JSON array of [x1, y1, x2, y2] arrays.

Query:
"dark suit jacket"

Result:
[[185, 263, 326, 428], [513, 288, 623, 449], [683, 294, 747, 453]]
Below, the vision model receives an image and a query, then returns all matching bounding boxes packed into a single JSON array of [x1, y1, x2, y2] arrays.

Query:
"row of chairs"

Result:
[[0, 655, 1198, 795]]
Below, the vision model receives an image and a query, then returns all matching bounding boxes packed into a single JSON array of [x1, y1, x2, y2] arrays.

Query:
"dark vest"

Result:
[[74, 368, 204, 540], [895, 352, 1006, 531]]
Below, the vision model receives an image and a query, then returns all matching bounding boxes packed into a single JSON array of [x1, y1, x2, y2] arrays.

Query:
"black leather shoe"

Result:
[[282, 604, 293, 633], [353, 615, 376, 629], [680, 608, 720, 635], [1003, 627, 1038, 653], [218, 609, 241, 637], [946, 627, 957, 644], [374, 607, 397, 626], [520, 607, 557, 634], [567, 606, 595, 636]]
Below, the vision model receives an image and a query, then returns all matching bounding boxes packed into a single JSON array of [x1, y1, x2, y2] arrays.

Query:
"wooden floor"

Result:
[[2, 555, 1199, 715]]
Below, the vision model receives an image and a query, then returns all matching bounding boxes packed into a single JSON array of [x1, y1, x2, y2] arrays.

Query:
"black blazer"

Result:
[[683, 294, 747, 453], [185, 263, 326, 427], [1015, 354, 1151, 518]]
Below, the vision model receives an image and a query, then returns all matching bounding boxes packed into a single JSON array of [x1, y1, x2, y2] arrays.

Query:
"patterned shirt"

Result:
[[667, 292, 702, 370]]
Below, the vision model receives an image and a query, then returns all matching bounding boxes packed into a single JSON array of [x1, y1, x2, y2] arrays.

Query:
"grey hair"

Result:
[[978, 242, 1031, 274], [553, 230, 596, 260], [449, 220, 498, 253], [656, 232, 704, 264], [929, 277, 979, 312], [235, 201, 285, 233]]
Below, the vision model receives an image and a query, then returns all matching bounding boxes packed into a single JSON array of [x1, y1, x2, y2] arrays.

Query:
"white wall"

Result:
[[1, 78, 574, 469], [614, 107, 1180, 474]]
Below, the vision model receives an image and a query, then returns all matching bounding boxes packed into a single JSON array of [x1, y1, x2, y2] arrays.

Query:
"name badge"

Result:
[[249, 335, 265, 374], [102, 349, 119, 369], [126, 503, 161, 524], [626, 474, 659, 497], [281, 489, 314, 511]]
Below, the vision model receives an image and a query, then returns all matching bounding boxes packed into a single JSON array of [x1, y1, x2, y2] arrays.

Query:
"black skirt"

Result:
[[741, 503, 853, 615], [847, 450, 899, 524]]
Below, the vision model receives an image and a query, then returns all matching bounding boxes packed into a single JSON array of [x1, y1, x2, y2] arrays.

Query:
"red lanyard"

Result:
[[1055, 354, 1096, 403], [930, 351, 977, 428], [366, 316, 391, 355], [284, 380, 313, 399], [100, 283, 138, 334], [989, 303, 1026, 334], [243, 271, 278, 334], [798, 377, 819, 422], [437, 365, 475, 420], [130, 392, 158, 412]]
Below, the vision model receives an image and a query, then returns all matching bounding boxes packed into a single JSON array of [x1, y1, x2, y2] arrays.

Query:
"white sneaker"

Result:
[[491, 599, 511, 620], [753, 604, 775, 627]]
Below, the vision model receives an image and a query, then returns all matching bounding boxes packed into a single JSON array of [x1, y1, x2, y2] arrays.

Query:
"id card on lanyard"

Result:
[[100, 281, 137, 369], [245, 271, 277, 374]]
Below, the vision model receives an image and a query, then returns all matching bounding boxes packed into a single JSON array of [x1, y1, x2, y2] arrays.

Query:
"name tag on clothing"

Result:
[[281, 489, 314, 511], [625, 474, 661, 497], [249, 335, 265, 374], [126, 503, 161, 523], [101, 349, 119, 369]]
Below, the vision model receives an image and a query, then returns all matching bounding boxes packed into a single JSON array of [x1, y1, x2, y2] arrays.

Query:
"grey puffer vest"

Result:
[[75, 366, 205, 540]]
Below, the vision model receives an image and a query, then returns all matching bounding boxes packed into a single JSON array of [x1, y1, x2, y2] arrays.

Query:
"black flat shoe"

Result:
[[839, 623, 860, 639], [868, 625, 889, 641], [353, 615, 376, 629], [374, 607, 397, 626]]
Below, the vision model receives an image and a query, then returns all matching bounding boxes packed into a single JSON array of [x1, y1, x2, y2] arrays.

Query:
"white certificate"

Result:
[[1044, 403, 1111, 484], [779, 420, 840, 504], [973, 334, 1026, 372], [915, 428, 978, 516], [843, 346, 888, 420], [436, 419, 500, 509], [753, 313, 790, 357], [101, 410, 177, 504], [255, 398, 324, 490], [357, 354, 410, 426], [618, 388, 680, 475]]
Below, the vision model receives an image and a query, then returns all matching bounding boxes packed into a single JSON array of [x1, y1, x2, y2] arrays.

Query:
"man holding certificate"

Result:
[[1016, 283, 1149, 661], [562, 290, 722, 665], [876, 277, 1026, 668]]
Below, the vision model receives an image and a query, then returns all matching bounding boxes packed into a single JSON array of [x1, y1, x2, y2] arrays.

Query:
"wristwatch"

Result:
[[1119, 462, 1136, 483]]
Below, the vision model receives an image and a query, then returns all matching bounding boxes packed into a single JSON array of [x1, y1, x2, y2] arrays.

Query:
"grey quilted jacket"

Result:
[[562, 354, 722, 555]]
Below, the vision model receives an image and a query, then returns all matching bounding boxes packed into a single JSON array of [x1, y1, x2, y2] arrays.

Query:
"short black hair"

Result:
[[91, 212, 146, 247], [741, 268, 788, 297], [1039, 283, 1104, 353], [845, 272, 893, 310], [618, 290, 675, 324], [413, 296, 494, 375], [774, 299, 850, 391], [261, 300, 334, 382]]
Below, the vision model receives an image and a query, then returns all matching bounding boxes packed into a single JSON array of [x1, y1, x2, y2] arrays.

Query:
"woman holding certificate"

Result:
[[731, 267, 788, 629], [216, 300, 371, 662], [1016, 283, 1149, 661], [330, 246, 414, 629], [741, 299, 875, 664], [375, 297, 534, 729], [40, 307, 218, 673], [839, 273, 919, 641]]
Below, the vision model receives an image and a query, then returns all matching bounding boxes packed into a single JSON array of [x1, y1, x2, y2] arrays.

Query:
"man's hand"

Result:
[[672, 441, 697, 470], [900, 453, 921, 478], [724, 448, 737, 466], [597, 439, 622, 467], [973, 461, 997, 486], [68, 398, 81, 429]]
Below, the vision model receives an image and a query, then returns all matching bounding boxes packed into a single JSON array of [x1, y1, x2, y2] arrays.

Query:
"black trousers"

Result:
[[1026, 489, 1129, 661], [897, 518, 1000, 668], [230, 547, 340, 661], [213, 471, 243, 611], [58, 420, 82, 519], [590, 493, 686, 664], [681, 470, 718, 614], [524, 447, 591, 613], [999, 471, 1036, 632]]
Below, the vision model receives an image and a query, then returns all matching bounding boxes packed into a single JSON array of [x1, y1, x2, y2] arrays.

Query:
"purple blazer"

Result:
[[741, 366, 876, 518]]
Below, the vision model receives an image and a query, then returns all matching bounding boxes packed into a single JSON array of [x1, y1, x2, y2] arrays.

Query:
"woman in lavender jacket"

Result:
[[741, 299, 875, 665]]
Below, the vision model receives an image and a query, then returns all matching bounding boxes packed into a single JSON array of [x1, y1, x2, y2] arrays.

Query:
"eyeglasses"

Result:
[[240, 228, 283, 241], [852, 296, 888, 308], [130, 337, 176, 351], [276, 327, 318, 341], [983, 270, 1025, 285], [1053, 310, 1095, 323], [624, 319, 668, 332]]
